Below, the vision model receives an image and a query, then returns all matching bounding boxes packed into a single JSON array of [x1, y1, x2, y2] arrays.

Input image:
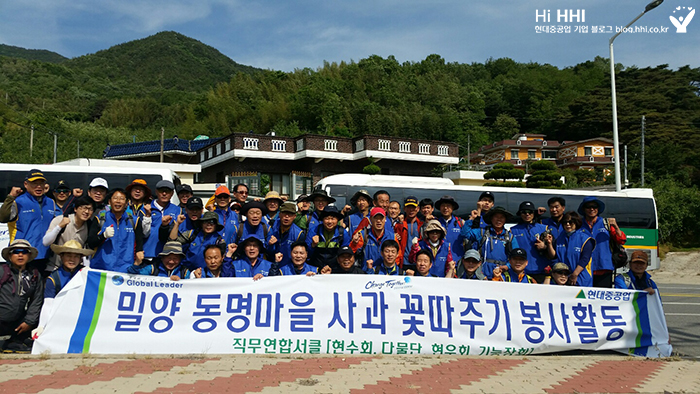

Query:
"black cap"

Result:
[[186, 196, 204, 209], [337, 246, 355, 257], [54, 180, 71, 191], [510, 248, 527, 258], [404, 196, 419, 207], [479, 191, 495, 202], [296, 194, 309, 203], [176, 184, 193, 194], [516, 201, 536, 215]]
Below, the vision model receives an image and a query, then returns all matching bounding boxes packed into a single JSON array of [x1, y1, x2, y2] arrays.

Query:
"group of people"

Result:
[[0, 168, 658, 353]]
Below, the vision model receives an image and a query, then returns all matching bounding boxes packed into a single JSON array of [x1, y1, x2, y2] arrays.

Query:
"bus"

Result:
[[315, 174, 661, 270], [0, 163, 181, 247]]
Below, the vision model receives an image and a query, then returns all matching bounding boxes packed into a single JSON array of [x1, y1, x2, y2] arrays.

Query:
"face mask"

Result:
[[429, 239, 440, 248]]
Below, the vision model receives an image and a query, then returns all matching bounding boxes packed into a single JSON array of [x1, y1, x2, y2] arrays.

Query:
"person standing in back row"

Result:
[[578, 196, 626, 288], [0, 169, 60, 276]]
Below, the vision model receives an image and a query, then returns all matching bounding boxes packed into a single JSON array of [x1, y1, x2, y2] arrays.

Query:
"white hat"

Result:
[[89, 177, 109, 189]]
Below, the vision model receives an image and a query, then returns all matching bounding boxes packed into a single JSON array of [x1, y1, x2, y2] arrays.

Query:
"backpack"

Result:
[[477, 228, 514, 257], [236, 222, 269, 244], [603, 219, 628, 269]]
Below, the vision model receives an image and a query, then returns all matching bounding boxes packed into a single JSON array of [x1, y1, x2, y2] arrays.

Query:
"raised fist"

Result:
[[103, 225, 115, 239]]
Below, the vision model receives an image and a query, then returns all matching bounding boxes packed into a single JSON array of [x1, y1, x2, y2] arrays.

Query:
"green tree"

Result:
[[526, 160, 563, 188], [483, 163, 525, 184]]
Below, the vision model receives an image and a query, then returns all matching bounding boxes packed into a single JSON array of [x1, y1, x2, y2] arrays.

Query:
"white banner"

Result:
[[33, 269, 672, 357]]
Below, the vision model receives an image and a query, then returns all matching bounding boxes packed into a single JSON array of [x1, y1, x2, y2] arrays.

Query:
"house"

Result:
[[468, 133, 614, 171]]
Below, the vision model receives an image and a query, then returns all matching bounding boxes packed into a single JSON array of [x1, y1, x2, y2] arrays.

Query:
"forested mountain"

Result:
[[0, 44, 67, 63], [0, 32, 699, 189]]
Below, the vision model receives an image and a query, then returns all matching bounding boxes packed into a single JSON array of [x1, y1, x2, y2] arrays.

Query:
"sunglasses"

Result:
[[563, 220, 575, 225], [202, 220, 217, 225], [584, 205, 598, 210], [55, 189, 71, 194], [553, 270, 571, 275], [521, 210, 534, 215], [11, 249, 30, 255]]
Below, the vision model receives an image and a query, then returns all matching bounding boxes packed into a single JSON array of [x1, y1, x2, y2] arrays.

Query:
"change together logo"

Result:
[[670, 6, 694, 33]]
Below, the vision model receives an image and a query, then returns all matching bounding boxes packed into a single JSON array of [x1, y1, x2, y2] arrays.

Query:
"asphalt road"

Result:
[[658, 283, 700, 359]]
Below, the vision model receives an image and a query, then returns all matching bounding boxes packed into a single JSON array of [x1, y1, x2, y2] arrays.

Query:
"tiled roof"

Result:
[[103, 138, 219, 158]]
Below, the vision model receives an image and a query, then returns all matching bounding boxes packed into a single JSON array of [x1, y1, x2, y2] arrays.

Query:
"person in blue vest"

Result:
[[539, 197, 566, 241], [492, 248, 537, 284], [434, 195, 466, 263], [0, 239, 43, 353], [224, 236, 275, 279], [545, 211, 595, 287], [349, 207, 400, 271], [578, 196, 626, 288], [212, 185, 239, 245], [262, 191, 283, 227], [270, 241, 317, 276], [511, 201, 551, 283], [366, 239, 405, 275], [408, 219, 453, 277], [343, 189, 373, 235], [169, 211, 225, 270], [307, 206, 350, 268], [614, 251, 658, 295], [143, 180, 181, 261], [304, 190, 336, 236], [0, 169, 60, 275], [127, 241, 192, 280], [32, 239, 93, 343], [405, 249, 437, 277], [461, 206, 519, 280], [269, 202, 305, 268], [45, 240, 93, 299], [191, 244, 227, 278], [89, 188, 144, 273], [237, 201, 272, 246]]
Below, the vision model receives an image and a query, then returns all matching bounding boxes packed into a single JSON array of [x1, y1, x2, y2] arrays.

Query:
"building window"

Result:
[[225, 139, 231, 152], [243, 137, 259, 150], [528, 150, 537, 159], [296, 139, 305, 151], [230, 175, 260, 197], [324, 139, 337, 151], [295, 175, 314, 196], [207, 147, 213, 158], [510, 149, 519, 160], [271, 140, 286, 152], [216, 144, 221, 156], [355, 139, 365, 151], [398, 141, 411, 153], [418, 143, 430, 154], [378, 139, 391, 151], [199, 152, 205, 162], [584, 146, 592, 156], [604, 147, 613, 156], [437, 145, 449, 156], [542, 150, 557, 159], [270, 174, 291, 196]]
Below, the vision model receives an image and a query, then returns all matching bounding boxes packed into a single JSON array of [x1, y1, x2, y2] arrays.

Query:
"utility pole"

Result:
[[624, 144, 628, 187], [30, 125, 34, 157], [641, 115, 645, 187], [77, 140, 80, 158], [160, 127, 165, 163], [53, 134, 57, 164]]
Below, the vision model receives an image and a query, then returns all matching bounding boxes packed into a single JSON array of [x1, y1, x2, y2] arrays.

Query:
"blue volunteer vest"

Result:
[[13, 193, 59, 259], [143, 203, 181, 258], [555, 229, 595, 287], [91, 211, 137, 273]]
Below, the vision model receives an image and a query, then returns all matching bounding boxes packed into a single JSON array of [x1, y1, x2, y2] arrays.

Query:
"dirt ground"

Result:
[[651, 251, 700, 284]]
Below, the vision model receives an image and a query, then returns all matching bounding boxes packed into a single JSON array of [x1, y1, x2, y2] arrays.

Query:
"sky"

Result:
[[0, 0, 697, 72]]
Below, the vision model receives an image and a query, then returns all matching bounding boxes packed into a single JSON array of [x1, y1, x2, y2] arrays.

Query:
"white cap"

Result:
[[89, 177, 109, 189]]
